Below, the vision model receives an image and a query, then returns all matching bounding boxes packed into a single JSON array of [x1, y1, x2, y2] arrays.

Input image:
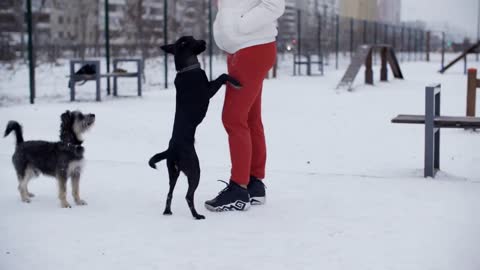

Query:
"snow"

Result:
[[0, 53, 479, 270]]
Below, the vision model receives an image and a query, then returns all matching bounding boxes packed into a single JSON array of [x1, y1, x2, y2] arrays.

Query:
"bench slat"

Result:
[[392, 114, 480, 128], [67, 72, 139, 79]]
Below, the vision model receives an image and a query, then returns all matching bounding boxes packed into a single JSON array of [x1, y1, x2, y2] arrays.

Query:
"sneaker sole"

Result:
[[205, 200, 251, 212], [250, 196, 266, 206]]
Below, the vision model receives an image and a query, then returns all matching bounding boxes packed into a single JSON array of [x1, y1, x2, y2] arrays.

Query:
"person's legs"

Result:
[[248, 87, 266, 180], [205, 42, 276, 212], [222, 43, 275, 186]]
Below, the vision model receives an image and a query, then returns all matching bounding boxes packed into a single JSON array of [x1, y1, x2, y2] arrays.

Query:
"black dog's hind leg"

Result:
[[164, 159, 180, 215], [184, 152, 205, 220], [208, 74, 242, 98]]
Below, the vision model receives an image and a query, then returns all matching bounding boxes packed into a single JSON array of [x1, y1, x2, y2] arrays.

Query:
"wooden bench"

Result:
[[68, 59, 143, 102], [392, 84, 480, 177]]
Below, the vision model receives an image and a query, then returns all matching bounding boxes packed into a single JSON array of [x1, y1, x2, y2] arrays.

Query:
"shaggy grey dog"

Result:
[[4, 110, 95, 208]]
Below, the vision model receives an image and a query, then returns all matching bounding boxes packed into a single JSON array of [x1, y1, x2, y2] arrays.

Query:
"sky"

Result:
[[402, 0, 478, 39]]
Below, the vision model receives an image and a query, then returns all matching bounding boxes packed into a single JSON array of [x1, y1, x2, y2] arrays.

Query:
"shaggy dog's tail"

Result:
[[148, 150, 170, 169], [4, 121, 24, 146]]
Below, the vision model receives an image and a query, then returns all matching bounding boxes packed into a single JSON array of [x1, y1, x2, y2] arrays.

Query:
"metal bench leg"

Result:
[[96, 75, 101, 102], [113, 61, 118, 96], [307, 55, 311, 76], [137, 74, 142, 96], [113, 77, 118, 96], [95, 61, 101, 102], [137, 60, 142, 96], [70, 61, 75, 102], [424, 85, 441, 177], [71, 84, 75, 102]]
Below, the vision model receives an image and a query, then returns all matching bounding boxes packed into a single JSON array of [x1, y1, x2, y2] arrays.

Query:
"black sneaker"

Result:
[[205, 180, 250, 212], [248, 176, 266, 205]]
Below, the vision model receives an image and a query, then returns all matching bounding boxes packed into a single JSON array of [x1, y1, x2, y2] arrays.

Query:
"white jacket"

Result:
[[213, 0, 285, 54]]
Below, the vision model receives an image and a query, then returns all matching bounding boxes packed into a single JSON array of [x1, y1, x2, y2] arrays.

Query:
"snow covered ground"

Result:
[[0, 53, 479, 270]]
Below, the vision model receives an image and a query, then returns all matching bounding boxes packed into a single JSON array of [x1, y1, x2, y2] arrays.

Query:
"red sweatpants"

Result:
[[222, 42, 277, 186]]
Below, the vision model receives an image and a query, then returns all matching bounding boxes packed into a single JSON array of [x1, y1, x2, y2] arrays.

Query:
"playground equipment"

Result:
[[467, 68, 480, 117], [68, 58, 143, 102], [392, 84, 480, 178], [336, 44, 404, 91], [439, 41, 480, 74]]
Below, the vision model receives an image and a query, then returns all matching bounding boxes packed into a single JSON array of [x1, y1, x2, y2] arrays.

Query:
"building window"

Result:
[[58, 16, 63, 24], [67, 17, 71, 24], [59, 32, 64, 38]]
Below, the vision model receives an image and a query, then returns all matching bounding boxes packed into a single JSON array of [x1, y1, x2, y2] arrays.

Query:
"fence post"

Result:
[[426, 31, 431, 62], [318, 14, 322, 64], [26, 0, 35, 104], [105, 0, 111, 94], [441, 32, 445, 70], [401, 25, 405, 61], [297, 9, 302, 75], [408, 28, 411, 61], [467, 68, 478, 117], [374, 22, 378, 64], [208, 0, 213, 80], [392, 25, 396, 50], [363, 20, 367, 45], [350, 18, 354, 58], [335, 14, 339, 70], [164, 0, 168, 89], [384, 24, 388, 44], [414, 29, 417, 61]]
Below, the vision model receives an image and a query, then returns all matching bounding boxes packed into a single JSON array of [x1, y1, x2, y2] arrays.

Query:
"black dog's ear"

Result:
[[161, 44, 175, 55], [61, 110, 71, 124]]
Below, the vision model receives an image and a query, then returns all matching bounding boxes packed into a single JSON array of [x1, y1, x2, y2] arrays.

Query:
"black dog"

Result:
[[4, 110, 95, 208], [148, 36, 241, 220], [68, 64, 97, 88]]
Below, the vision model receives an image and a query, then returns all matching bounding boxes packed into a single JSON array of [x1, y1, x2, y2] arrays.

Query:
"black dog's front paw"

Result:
[[194, 214, 205, 220], [227, 76, 242, 89]]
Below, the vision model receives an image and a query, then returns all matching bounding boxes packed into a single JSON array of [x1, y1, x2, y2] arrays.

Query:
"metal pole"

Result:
[[297, 9, 302, 75], [441, 32, 445, 70], [426, 31, 431, 62], [363, 20, 367, 45], [374, 22, 378, 64], [164, 0, 168, 89], [26, 0, 35, 104], [401, 25, 404, 61], [323, 4, 328, 65], [384, 24, 388, 44], [477, 0, 480, 61], [335, 14, 339, 70], [350, 18, 354, 58], [208, 0, 213, 80], [105, 0, 111, 95]]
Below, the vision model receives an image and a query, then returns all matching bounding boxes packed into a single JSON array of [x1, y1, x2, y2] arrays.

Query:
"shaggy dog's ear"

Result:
[[161, 44, 175, 55], [61, 110, 72, 125]]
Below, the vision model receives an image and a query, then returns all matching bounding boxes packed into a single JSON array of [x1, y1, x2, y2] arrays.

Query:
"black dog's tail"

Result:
[[148, 149, 170, 169], [4, 121, 24, 146]]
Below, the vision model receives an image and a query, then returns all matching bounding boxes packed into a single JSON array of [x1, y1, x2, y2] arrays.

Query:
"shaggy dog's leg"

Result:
[[164, 159, 180, 215], [17, 174, 32, 203], [57, 177, 71, 208], [184, 152, 205, 220], [71, 174, 87, 206], [26, 187, 35, 198], [17, 168, 34, 203]]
